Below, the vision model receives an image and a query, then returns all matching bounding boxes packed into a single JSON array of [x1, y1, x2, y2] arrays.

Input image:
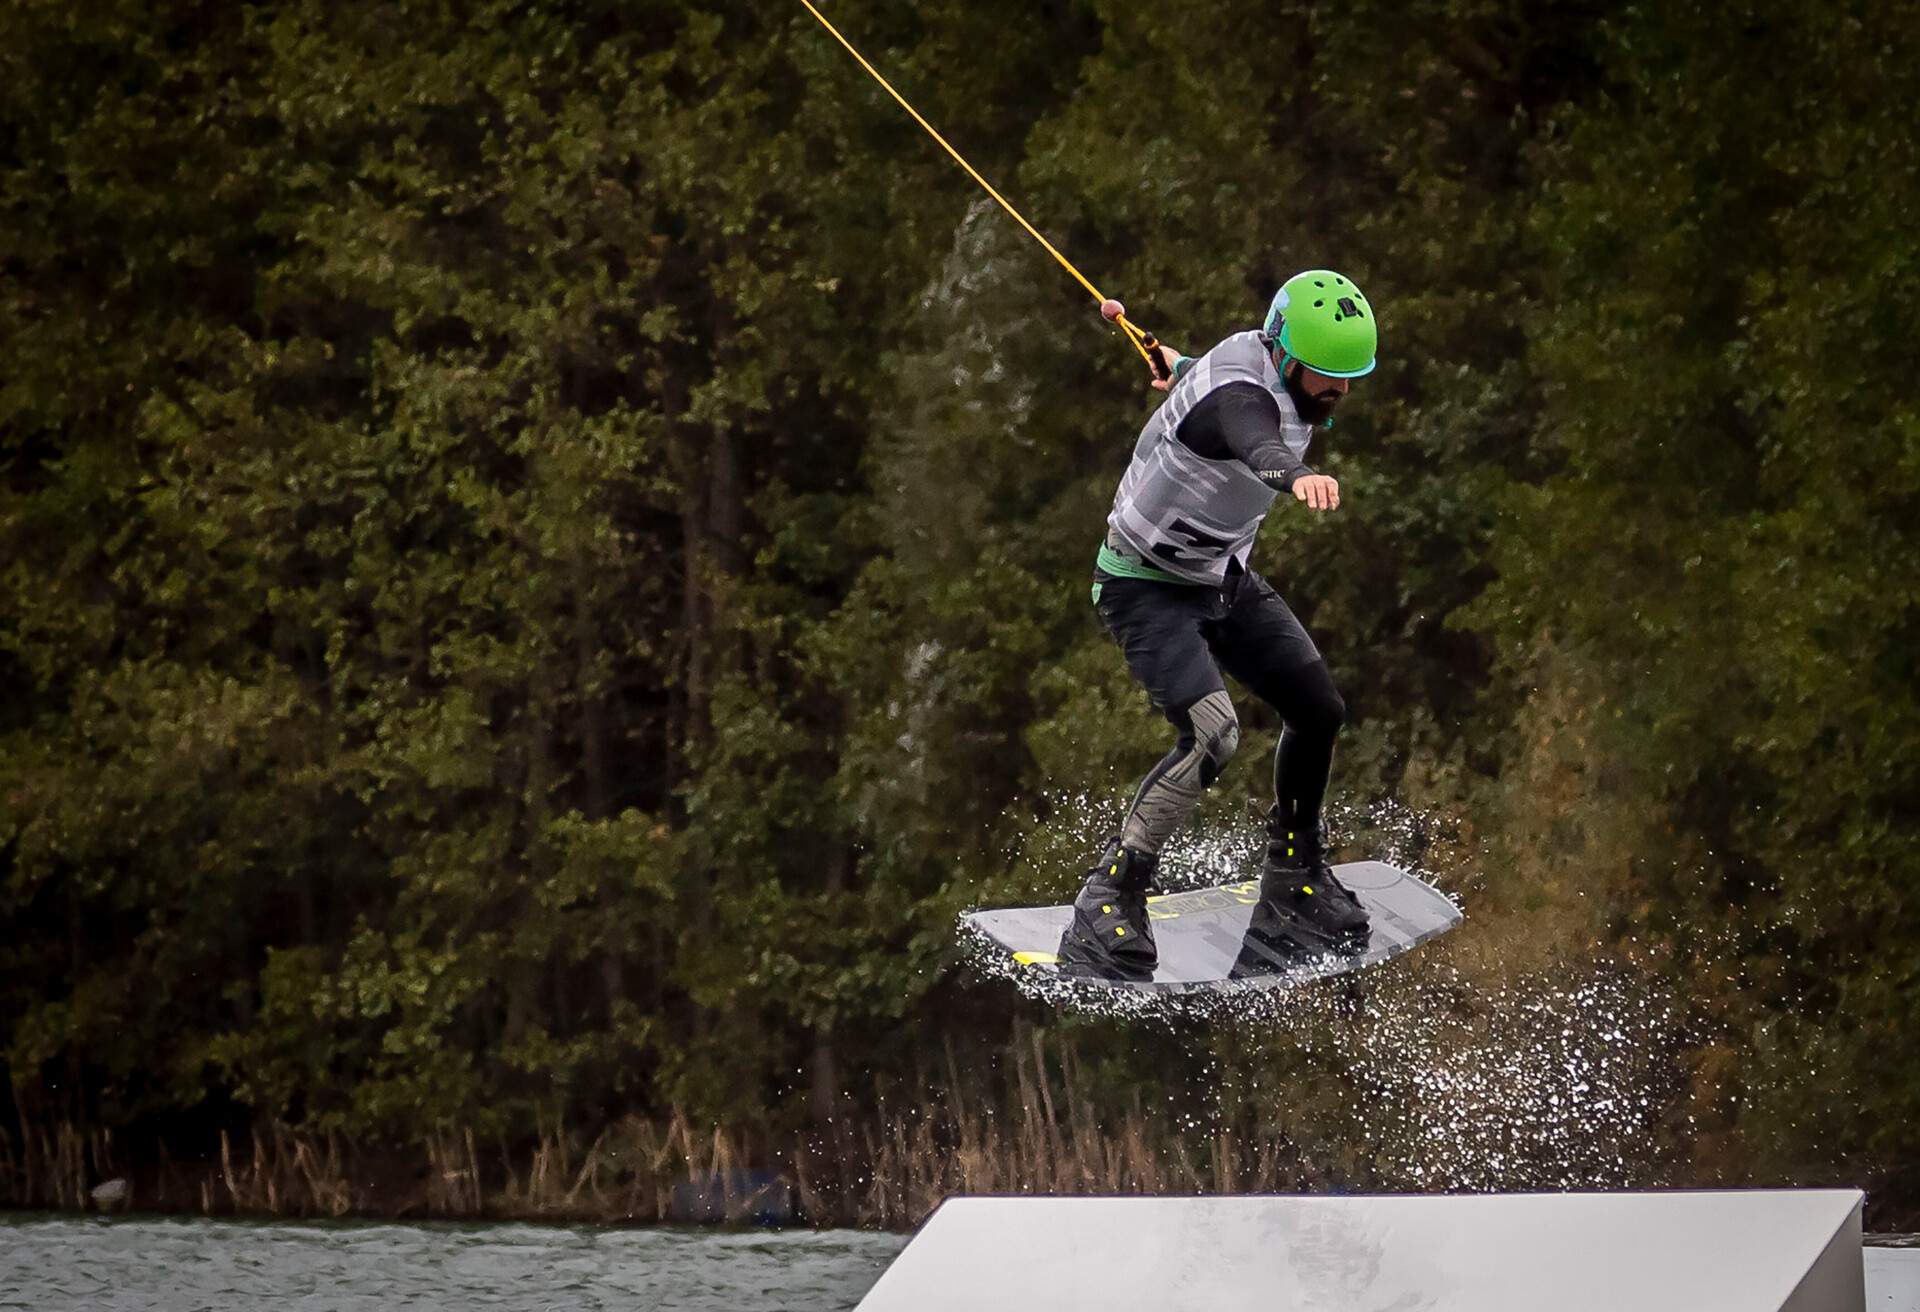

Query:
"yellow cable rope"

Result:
[[799, 0, 1161, 372]]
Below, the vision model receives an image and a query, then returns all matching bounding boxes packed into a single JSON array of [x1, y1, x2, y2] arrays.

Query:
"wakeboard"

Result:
[[963, 861, 1460, 995]]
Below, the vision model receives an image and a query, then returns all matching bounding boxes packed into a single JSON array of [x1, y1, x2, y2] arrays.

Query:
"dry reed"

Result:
[[0, 1028, 1303, 1228]]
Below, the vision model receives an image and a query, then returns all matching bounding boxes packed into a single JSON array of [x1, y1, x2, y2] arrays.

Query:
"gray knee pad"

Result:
[[1188, 690, 1240, 786], [1117, 690, 1242, 854]]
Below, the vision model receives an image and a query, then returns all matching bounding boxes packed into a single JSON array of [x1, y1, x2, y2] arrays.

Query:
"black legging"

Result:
[[1245, 658, 1346, 829], [1095, 568, 1344, 852]]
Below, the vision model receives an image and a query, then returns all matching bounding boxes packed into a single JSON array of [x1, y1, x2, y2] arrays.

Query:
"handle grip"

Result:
[[1140, 332, 1171, 382]]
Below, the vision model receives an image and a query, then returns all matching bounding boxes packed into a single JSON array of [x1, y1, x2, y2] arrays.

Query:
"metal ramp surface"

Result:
[[857, 1190, 1866, 1312]]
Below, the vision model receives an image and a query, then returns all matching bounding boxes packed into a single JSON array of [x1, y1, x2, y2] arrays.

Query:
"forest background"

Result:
[[3, 0, 1916, 1228]]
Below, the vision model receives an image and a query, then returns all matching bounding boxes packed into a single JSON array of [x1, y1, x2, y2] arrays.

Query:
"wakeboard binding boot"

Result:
[[1247, 809, 1369, 958], [1056, 836, 1159, 982]]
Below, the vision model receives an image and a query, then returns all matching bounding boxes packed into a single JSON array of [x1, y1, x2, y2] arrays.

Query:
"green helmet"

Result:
[[1262, 269, 1378, 378]]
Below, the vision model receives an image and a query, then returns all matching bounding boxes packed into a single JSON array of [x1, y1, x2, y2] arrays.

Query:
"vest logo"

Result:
[[1149, 518, 1233, 565]]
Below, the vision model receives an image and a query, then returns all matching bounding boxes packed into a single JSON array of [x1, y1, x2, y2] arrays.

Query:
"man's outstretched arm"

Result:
[[1191, 383, 1343, 513]]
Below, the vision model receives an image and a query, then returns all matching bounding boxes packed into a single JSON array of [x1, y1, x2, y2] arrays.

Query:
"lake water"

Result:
[[7, 1211, 1914, 1311], [0, 1215, 908, 1311]]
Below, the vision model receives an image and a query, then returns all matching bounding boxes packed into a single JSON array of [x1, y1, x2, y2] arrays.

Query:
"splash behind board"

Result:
[[963, 860, 1460, 995]]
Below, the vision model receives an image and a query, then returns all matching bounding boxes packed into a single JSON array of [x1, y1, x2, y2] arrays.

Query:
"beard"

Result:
[[1284, 366, 1342, 425]]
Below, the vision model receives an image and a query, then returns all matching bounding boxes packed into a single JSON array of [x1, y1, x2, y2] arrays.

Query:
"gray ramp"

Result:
[[1866, 1248, 1920, 1311], [964, 860, 1461, 993], [858, 1191, 1865, 1312]]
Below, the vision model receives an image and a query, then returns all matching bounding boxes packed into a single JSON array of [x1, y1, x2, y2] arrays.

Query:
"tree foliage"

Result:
[[3, 0, 1915, 1211]]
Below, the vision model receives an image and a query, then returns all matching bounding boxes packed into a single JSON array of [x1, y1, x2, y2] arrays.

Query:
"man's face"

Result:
[[1299, 365, 1350, 404], [1285, 361, 1351, 424]]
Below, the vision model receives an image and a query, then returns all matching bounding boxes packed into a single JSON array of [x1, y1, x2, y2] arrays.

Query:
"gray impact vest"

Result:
[[1105, 330, 1315, 586]]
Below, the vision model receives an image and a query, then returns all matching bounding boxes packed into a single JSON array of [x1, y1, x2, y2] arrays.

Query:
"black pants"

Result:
[[1093, 568, 1345, 855]]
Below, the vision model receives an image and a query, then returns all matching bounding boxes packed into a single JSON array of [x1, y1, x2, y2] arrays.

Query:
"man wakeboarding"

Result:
[[1058, 270, 1378, 982]]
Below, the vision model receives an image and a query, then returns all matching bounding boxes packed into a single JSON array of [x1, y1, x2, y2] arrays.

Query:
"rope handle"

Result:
[[1101, 299, 1169, 382], [1137, 331, 1171, 383]]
